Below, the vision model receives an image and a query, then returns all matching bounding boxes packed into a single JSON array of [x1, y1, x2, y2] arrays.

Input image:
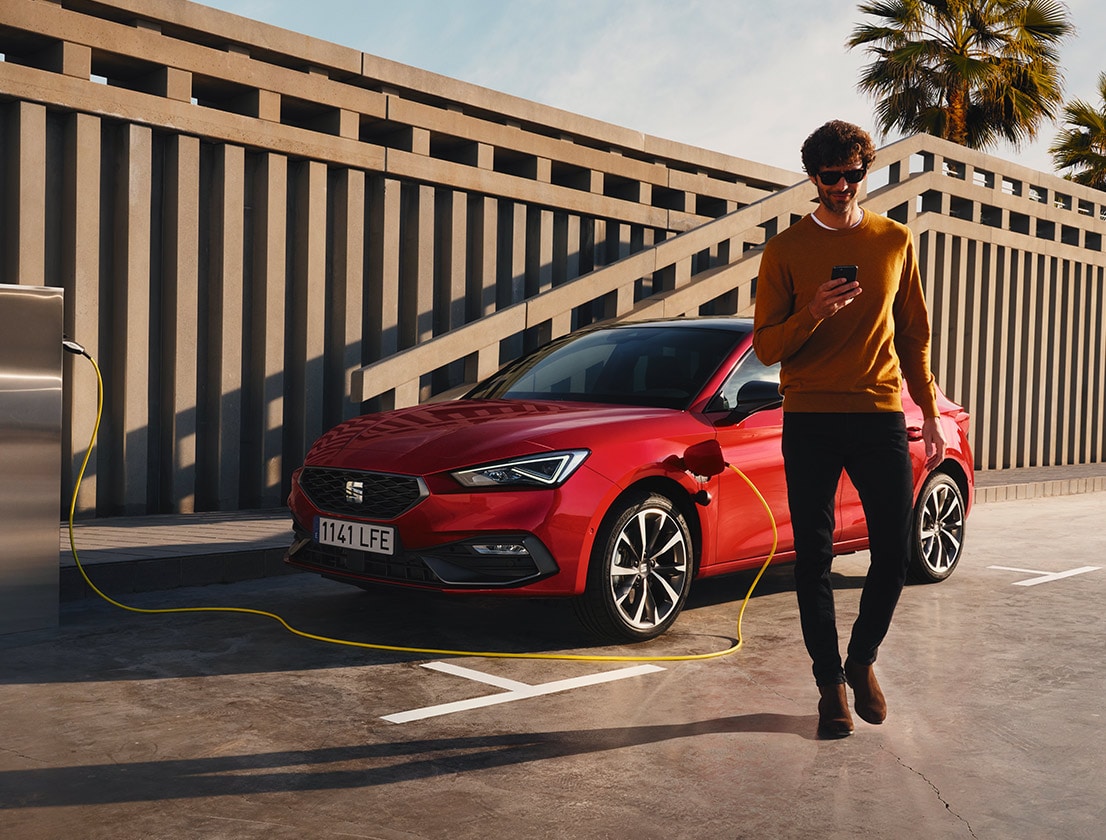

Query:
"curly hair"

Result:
[[800, 121, 876, 175]]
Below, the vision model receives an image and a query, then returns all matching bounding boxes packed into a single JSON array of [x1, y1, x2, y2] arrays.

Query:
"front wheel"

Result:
[[574, 492, 694, 642], [908, 472, 966, 583]]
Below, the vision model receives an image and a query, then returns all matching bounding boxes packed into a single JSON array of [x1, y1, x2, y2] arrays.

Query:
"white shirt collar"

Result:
[[811, 209, 864, 230]]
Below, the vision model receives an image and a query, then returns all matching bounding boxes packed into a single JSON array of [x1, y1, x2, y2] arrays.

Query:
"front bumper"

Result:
[[285, 528, 559, 588]]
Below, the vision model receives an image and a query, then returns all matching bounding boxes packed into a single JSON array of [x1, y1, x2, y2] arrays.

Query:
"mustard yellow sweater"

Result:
[[752, 211, 939, 418]]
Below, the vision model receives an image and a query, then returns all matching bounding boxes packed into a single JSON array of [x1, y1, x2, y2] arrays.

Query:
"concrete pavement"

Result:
[[5, 489, 1105, 839]]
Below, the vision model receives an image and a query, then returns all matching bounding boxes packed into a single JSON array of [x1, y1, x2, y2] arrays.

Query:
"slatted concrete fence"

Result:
[[0, 0, 793, 515], [0, 0, 1102, 518]]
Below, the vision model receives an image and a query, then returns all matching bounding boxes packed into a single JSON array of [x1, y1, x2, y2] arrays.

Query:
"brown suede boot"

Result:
[[844, 659, 887, 724], [817, 683, 854, 738]]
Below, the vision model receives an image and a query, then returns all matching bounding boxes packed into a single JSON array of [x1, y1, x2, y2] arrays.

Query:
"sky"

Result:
[[200, 0, 1105, 178]]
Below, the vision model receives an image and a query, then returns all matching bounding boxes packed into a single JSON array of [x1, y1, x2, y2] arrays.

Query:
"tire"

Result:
[[908, 472, 966, 583], [574, 492, 694, 642]]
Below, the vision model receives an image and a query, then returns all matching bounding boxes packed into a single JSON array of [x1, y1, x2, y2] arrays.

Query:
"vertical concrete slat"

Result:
[[1029, 255, 1049, 465], [8, 101, 46, 286], [62, 112, 101, 514], [991, 246, 1011, 468], [447, 188, 467, 332], [468, 193, 497, 319], [415, 183, 435, 348], [429, 187, 466, 390], [533, 206, 554, 297], [474, 344, 499, 382], [1006, 249, 1027, 468], [164, 134, 200, 513], [372, 176, 402, 357], [1086, 268, 1102, 461], [1017, 251, 1034, 467], [259, 152, 287, 506], [948, 236, 969, 407], [1091, 268, 1106, 463], [936, 233, 958, 401], [565, 214, 582, 284], [119, 124, 151, 514], [215, 144, 245, 508], [1045, 258, 1065, 464], [495, 200, 526, 356], [1046, 258, 1065, 465], [288, 159, 328, 468], [552, 211, 582, 292], [334, 168, 365, 421], [612, 282, 635, 320], [964, 240, 985, 470], [363, 175, 401, 407], [1067, 262, 1086, 464], [588, 171, 606, 271], [505, 201, 527, 307], [1077, 264, 1095, 465]]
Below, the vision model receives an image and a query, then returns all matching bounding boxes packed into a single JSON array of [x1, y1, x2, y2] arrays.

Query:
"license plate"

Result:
[[314, 517, 395, 556]]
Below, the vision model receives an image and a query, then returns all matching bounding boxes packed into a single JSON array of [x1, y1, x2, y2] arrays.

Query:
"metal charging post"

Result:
[[0, 284, 64, 634]]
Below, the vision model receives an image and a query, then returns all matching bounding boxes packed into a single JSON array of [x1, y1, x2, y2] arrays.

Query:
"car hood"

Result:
[[306, 399, 681, 474]]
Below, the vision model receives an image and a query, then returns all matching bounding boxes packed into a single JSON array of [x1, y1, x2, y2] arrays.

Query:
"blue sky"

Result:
[[200, 0, 1105, 177]]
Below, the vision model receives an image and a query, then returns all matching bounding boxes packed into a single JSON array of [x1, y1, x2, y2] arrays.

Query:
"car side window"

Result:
[[707, 351, 781, 412]]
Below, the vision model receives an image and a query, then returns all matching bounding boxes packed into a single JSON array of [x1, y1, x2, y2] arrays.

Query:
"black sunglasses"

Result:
[[816, 167, 866, 186]]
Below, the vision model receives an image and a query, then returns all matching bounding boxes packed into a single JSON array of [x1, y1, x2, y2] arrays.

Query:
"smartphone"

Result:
[[832, 264, 858, 285]]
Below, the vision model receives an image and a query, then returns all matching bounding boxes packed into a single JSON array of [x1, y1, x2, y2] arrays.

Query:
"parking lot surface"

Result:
[[4, 491, 1106, 839]]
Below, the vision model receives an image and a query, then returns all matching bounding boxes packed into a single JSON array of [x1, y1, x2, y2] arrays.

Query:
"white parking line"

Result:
[[988, 565, 1101, 586], [382, 662, 666, 724], [421, 660, 534, 691]]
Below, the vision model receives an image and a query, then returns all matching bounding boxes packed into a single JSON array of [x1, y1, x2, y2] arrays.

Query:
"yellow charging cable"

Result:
[[66, 346, 777, 662]]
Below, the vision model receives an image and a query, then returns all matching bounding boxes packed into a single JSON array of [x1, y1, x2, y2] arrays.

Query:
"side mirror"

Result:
[[717, 380, 783, 425], [738, 379, 783, 412], [681, 439, 726, 478]]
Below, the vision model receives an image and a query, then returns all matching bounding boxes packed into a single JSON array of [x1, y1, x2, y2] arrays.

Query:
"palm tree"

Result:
[[1050, 72, 1106, 190], [848, 0, 1073, 150]]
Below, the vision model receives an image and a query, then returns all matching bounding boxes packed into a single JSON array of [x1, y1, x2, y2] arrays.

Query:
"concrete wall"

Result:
[[0, 0, 793, 516], [0, 0, 1102, 518]]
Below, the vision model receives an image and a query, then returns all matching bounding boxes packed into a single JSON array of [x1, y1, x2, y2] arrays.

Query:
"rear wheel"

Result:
[[908, 472, 966, 583], [574, 492, 693, 642]]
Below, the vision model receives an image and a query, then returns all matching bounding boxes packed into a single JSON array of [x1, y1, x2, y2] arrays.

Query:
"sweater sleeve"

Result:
[[892, 235, 940, 418], [752, 238, 821, 365]]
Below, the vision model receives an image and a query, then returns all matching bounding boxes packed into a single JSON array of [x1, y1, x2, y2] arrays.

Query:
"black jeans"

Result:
[[782, 412, 913, 686]]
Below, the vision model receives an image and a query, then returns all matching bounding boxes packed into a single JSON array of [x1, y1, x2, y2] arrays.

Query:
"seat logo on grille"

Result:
[[345, 480, 364, 505]]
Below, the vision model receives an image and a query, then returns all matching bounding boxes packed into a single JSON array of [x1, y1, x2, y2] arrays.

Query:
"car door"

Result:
[[705, 353, 793, 564], [834, 387, 929, 543]]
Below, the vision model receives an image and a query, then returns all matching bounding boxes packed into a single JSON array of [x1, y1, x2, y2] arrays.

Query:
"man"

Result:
[[752, 120, 946, 739]]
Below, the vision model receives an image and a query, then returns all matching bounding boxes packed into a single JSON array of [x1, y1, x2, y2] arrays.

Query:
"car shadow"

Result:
[[4, 574, 742, 685], [687, 558, 869, 610], [7, 556, 872, 686]]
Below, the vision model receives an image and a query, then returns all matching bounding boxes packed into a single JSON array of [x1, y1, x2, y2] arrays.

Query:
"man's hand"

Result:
[[922, 416, 947, 470], [808, 277, 861, 320]]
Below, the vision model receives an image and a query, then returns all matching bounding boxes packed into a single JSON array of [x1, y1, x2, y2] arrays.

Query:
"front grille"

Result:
[[298, 467, 426, 519]]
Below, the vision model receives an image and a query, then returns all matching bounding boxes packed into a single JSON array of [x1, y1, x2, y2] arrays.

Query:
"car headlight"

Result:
[[451, 450, 590, 488]]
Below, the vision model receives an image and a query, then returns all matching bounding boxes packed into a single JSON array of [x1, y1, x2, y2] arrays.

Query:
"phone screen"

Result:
[[832, 264, 858, 284]]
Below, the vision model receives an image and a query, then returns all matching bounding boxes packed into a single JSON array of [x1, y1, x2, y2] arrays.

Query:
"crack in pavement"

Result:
[[0, 745, 46, 766], [882, 744, 978, 838]]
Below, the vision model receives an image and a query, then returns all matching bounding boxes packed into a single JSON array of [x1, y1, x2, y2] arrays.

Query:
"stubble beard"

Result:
[[817, 186, 857, 217]]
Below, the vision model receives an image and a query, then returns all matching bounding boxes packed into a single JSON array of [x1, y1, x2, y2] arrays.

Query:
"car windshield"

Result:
[[467, 324, 749, 409]]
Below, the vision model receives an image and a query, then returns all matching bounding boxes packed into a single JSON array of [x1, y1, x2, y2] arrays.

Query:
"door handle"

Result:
[[907, 426, 924, 441]]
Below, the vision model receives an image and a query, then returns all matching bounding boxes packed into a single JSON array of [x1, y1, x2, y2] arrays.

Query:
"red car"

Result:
[[285, 318, 973, 642]]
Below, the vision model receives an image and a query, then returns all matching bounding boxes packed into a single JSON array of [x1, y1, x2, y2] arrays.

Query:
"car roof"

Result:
[[599, 316, 753, 333]]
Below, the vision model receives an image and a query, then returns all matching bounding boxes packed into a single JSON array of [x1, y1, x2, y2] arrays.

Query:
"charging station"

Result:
[[0, 284, 64, 634]]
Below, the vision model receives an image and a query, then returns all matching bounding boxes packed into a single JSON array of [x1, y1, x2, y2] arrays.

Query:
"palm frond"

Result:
[[850, 0, 1074, 151]]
